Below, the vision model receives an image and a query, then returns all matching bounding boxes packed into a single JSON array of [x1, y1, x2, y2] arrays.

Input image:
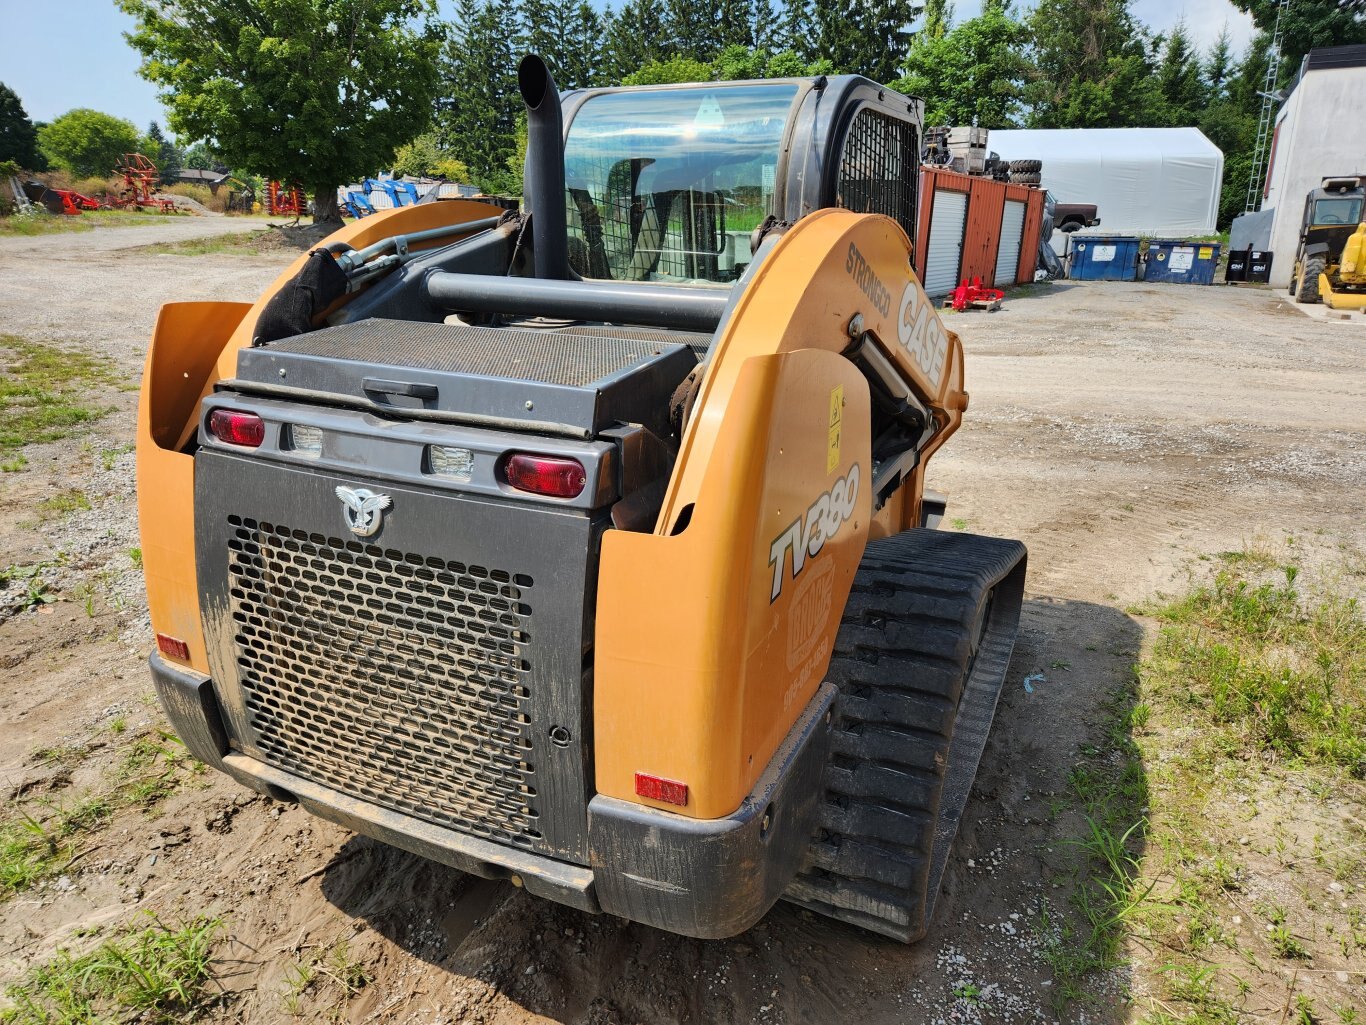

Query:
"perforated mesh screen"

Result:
[[226, 516, 542, 848], [837, 108, 919, 245]]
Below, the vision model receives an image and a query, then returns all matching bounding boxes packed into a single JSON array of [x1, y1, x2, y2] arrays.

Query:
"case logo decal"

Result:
[[336, 486, 392, 537], [898, 280, 950, 389], [768, 464, 860, 602]]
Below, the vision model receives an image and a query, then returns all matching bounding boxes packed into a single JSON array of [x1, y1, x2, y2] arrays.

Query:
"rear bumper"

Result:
[[149, 652, 834, 937]]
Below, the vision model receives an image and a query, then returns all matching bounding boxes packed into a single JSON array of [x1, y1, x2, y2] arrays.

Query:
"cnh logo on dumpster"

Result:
[[897, 281, 949, 389]]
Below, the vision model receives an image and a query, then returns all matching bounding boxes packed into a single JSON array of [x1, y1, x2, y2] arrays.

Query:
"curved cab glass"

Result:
[[562, 83, 799, 286]]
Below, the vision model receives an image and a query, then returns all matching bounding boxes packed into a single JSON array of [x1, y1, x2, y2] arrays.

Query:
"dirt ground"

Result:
[[0, 221, 1362, 1024]]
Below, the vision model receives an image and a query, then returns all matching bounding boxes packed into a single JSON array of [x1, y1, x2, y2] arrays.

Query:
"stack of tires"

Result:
[[1007, 159, 1042, 185]]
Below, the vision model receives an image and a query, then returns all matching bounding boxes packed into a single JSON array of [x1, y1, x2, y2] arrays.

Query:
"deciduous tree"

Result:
[[37, 109, 140, 177], [119, 0, 444, 225], [1229, 0, 1366, 84], [896, 6, 1029, 127]]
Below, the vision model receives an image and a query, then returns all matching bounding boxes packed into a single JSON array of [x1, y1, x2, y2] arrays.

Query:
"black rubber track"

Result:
[[783, 529, 1027, 942]]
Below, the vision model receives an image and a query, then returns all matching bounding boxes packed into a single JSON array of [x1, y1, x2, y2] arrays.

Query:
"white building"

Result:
[[1249, 45, 1366, 288], [990, 127, 1224, 253]]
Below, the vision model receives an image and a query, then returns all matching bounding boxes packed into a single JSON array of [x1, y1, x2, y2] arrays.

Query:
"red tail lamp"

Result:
[[207, 409, 264, 448], [503, 453, 586, 499], [635, 772, 689, 807], [156, 633, 191, 663]]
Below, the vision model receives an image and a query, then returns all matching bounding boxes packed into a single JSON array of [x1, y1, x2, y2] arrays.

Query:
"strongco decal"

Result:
[[846, 243, 892, 317], [768, 464, 861, 602]]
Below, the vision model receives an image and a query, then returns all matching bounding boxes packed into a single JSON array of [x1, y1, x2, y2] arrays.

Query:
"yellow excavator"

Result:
[[136, 56, 1027, 942]]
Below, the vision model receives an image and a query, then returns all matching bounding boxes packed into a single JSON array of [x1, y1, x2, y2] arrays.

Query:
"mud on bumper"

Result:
[[150, 653, 834, 938]]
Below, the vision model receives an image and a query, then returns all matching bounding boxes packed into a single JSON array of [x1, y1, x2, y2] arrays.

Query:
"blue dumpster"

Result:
[[1068, 236, 1141, 281], [1144, 239, 1222, 285]]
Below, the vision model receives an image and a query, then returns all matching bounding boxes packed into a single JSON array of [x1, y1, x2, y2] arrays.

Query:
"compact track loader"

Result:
[[137, 57, 1027, 942]]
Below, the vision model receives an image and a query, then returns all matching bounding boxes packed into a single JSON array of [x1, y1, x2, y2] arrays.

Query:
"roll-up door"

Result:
[[994, 199, 1026, 286], [924, 189, 967, 296]]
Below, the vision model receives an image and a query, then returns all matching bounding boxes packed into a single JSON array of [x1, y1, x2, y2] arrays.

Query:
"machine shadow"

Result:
[[319, 595, 1148, 1025]]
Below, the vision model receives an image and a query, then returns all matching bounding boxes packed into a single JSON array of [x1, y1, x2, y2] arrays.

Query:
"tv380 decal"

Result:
[[768, 464, 860, 602]]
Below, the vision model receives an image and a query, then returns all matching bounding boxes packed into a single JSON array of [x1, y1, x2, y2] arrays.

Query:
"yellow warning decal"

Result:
[[827, 384, 843, 473], [1198, 246, 1213, 260]]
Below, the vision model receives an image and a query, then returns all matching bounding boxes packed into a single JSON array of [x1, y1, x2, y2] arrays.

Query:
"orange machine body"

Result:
[[137, 205, 963, 823]]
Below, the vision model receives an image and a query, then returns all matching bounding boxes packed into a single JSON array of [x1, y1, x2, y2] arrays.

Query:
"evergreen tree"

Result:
[[1155, 21, 1207, 124], [779, 0, 813, 59], [718, 0, 756, 51], [920, 0, 953, 39], [606, 0, 668, 78], [440, 0, 520, 192], [665, 0, 721, 61], [563, 2, 607, 88], [144, 121, 183, 184], [1204, 27, 1235, 102], [751, 0, 779, 52], [1025, 0, 1160, 127], [0, 83, 44, 169]]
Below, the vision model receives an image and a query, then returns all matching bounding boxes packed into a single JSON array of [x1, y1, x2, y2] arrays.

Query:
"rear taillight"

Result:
[[502, 453, 586, 499], [207, 409, 264, 448], [156, 633, 191, 663]]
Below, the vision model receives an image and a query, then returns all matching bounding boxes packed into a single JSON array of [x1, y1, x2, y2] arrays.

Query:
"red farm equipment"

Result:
[[113, 153, 176, 213], [267, 181, 307, 218], [18, 179, 101, 216]]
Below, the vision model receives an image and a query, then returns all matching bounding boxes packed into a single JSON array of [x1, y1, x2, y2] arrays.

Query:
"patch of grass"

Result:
[[1, 454, 26, 472], [950, 517, 968, 530], [2, 563, 58, 611], [0, 335, 122, 452], [279, 940, 370, 1017], [1038, 682, 1156, 1004], [35, 488, 91, 519], [1268, 924, 1310, 960], [0, 913, 222, 1024], [1145, 563, 1365, 777], [128, 547, 143, 570], [0, 730, 197, 898], [138, 229, 273, 256], [99, 442, 133, 471], [0, 209, 170, 238]]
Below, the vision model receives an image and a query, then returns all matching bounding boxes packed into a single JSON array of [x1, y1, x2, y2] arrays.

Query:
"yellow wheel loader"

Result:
[[136, 57, 1027, 943]]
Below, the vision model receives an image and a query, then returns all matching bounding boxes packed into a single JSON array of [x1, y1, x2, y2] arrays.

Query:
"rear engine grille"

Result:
[[225, 516, 540, 847]]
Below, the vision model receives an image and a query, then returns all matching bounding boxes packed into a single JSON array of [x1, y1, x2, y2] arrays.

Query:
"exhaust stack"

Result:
[[519, 54, 571, 280]]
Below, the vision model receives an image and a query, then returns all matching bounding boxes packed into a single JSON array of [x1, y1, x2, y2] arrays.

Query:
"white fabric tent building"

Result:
[[989, 128, 1225, 253]]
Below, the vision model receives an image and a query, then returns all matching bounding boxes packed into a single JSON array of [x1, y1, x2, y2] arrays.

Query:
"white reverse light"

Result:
[[429, 445, 474, 480], [287, 424, 323, 457]]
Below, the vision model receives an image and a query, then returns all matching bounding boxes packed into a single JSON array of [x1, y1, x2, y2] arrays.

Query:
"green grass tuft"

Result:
[[1146, 566, 1365, 777], [0, 335, 122, 452], [0, 913, 222, 1024]]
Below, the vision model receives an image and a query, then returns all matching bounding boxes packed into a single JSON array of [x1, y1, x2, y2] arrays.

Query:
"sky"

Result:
[[0, 0, 1260, 139]]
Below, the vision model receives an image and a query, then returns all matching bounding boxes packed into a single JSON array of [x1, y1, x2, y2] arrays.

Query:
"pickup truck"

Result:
[[1055, 202, 1101, 233]]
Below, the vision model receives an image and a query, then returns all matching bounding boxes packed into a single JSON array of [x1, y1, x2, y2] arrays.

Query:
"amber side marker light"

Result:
[[635, 772, 688, 807], [156, 633, 191, 663], [503, 453, 586, 499], [207, 409, 264, 448]]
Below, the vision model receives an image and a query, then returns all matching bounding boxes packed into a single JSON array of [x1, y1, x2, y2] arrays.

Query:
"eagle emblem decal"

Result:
[[335, 486, 392, 538]]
